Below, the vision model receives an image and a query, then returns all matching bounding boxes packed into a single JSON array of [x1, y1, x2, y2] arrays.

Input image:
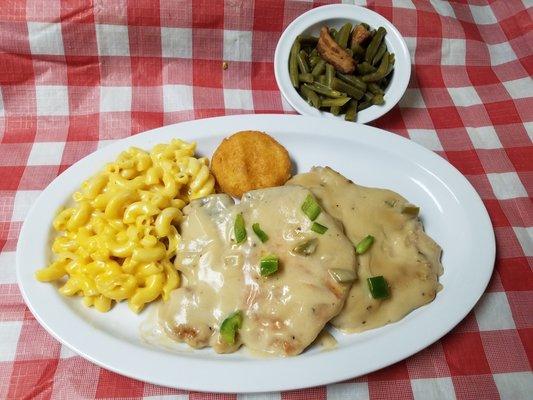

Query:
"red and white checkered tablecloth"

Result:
[[0, 0, 531, 398]]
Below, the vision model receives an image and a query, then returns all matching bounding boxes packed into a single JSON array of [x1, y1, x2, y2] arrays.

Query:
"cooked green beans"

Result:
[[351, 42, 365, 58], [336, 72, 367, 92], [311, 58, 326, 77], [332, 78, 365, 100], [372, 42, 387, 66], [345, 100, 357, 121], [321, 97, 351, 107], [362, 51, 390, 82], [297, 50, 310, 74], [298, 73, 314, 83], [365, 27, 386, 63], [357, 62, 376, 75], [301, 85, 321, 108], [298, 35, 318, 47], [336, 23, 352, 48], [368, 82, 384, 95], [290, 23, 395, 122], [308, 55, 320, 68], [289, 40, 300, 88], [303, 82, 345, 98], [372, 94, 385, 105], [357, 99, 372, 111], [325, 64, 335, 87]]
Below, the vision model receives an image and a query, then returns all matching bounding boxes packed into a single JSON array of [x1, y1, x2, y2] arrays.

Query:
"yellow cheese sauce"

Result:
[[288, 167, 443, 333]]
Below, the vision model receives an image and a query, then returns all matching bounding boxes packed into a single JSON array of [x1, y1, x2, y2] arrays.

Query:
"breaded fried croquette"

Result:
[[211, 131, 292, 198]]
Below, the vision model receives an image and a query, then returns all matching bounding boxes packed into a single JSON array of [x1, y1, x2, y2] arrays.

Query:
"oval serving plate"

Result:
[[17, 115, 494, 393]]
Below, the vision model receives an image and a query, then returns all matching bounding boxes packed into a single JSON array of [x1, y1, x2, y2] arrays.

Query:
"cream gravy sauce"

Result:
[[157, 185, 357, 355], [288, 167, 443, 333]]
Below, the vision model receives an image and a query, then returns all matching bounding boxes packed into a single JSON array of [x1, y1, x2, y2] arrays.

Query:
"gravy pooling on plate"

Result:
[[157, 185, 357, 356], [288, 167, 443, 332]]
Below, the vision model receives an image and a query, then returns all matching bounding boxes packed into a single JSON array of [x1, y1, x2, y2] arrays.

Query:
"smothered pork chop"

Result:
[[157, 185, 357, 356], [288, 167, 443, 333]]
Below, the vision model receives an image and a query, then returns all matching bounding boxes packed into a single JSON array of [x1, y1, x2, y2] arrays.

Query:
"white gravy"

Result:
[[157, 185, 357, 355], [288, 167, 443, 333]]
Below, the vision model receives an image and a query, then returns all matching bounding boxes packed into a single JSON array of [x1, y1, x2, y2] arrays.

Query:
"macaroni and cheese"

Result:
[[36, 139, 215, 313]]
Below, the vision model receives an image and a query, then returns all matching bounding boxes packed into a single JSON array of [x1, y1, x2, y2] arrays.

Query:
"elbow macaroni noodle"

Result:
[[35, 139, 215, 313]]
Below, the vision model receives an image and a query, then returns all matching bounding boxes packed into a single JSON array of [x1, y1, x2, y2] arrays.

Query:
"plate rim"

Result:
[[16, 114, 495, 393], [274, 4, 411, 124]]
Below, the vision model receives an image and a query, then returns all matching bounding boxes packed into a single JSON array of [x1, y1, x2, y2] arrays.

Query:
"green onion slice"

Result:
[[328, 268, 356, 283], [234, 213, 247, 244], [252, 223, 269, 243], [311, 222, 328, 234], [301, 194, 321, 221], [220, 310, 243, 344], [367, 276, 390, 299], [292, 238, 318, 256], [260, 255, 279, 277], [355, 235, 374, 254]]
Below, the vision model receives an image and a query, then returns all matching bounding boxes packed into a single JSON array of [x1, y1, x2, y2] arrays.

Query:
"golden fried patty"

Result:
[[211, 131, 292, 198]]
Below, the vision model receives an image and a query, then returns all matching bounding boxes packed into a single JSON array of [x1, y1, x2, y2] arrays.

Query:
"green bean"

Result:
[[298, 35, 318, 47], [297, 50, 310, 74], [332, 78, 365, 100], [336, 23, 352, 48], [336, 72, 367, 92], [380, 75, 391, 89], [309, 48, 318, 58], [321, 97, 351, 107], [289, 40, 301, 88], [387, 53, 395, 74], [363, 91, 374, 102], [350, 42, 365, 59], [345, 100, 357, 122], [372, 42, 387, 66], [357, 62, 376, 75], [311, 58, 326, 77], [325, 64, 335, 87], [365, 27, 386, 63], [357, 99, 372, 111], [362, 51, 389, 82], [330, 106, 341, 116], [330, 28, 338, 41], [318, 74, 327, 85], [301, 85, 321, 108], [356, 235, 375, 254], [309, 55, 321, 68], [372, 94, 384, 105], [298, 73, 314, 83], [301, 46, 314, 55], [368, 82, 384, 95], [304, 82, 345, 98]]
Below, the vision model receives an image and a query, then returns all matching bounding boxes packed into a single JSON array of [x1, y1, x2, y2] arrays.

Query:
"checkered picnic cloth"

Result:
[[0, 0, 531, 398]]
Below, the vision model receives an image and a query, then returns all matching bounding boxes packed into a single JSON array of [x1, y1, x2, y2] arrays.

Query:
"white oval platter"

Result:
[[17, 114, 494, 393]]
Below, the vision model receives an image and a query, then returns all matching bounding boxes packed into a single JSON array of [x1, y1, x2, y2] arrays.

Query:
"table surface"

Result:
[[0, 0, 532, 399]]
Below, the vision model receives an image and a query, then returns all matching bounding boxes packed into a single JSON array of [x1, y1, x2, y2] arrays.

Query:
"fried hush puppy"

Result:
[[211, 131, 292, 198]]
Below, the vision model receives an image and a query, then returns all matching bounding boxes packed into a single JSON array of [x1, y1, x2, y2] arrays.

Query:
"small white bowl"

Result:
[[274, 4, 411, 124]]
